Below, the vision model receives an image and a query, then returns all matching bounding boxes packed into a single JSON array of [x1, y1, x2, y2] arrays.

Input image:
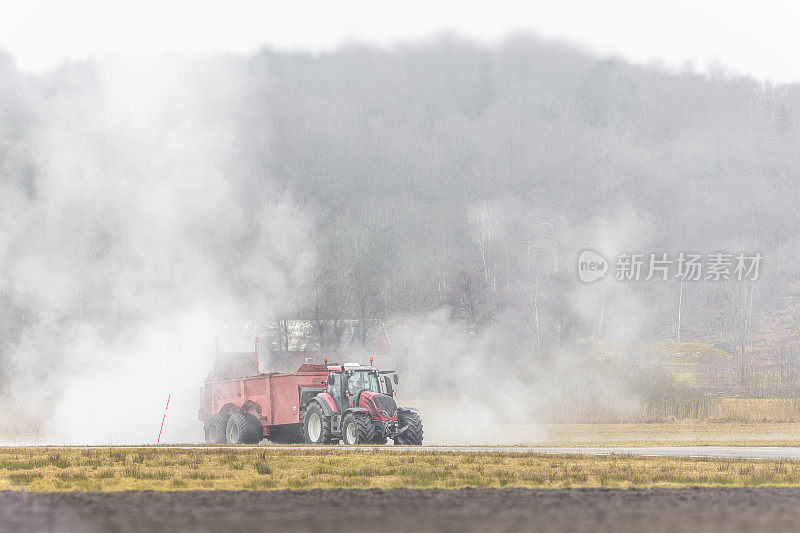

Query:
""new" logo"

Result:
[[577, 249, 608, 283]]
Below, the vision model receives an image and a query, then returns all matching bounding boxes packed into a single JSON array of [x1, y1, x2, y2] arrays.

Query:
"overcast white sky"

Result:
[[1, 0, 798, 82]]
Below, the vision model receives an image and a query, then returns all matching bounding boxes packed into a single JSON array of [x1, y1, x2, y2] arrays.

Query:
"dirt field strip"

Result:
[[4, 448, 800, 491], [5, 487, 800, 533]]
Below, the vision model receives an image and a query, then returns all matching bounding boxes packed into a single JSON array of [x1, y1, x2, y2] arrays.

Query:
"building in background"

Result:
[[214, 319, 391, 374]]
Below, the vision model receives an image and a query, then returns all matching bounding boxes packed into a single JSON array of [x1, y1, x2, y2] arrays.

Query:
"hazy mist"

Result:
[[1, 35, 800, 443]]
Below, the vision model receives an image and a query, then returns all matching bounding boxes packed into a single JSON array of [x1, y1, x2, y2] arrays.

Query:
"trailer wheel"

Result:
[[225, 413, 263, 444], [342, 413, 374, 445], [394, 411, 423, 445], [204, 413, 230, 444], [302, 403, 331, 444]]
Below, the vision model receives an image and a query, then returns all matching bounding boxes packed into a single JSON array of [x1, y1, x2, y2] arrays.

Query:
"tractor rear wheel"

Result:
[[225, 413, 263, 444], [302, 403, 331, 444], [394, 411, 423, 445], [342, 413, 374, 445], [204, 413, 230, 444]]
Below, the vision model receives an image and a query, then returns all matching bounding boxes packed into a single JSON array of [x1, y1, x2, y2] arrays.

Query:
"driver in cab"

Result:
[[347, 372, 371, 406]]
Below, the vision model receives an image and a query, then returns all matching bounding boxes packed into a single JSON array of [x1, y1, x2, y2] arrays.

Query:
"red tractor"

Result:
[[199, 352, 423, 445]]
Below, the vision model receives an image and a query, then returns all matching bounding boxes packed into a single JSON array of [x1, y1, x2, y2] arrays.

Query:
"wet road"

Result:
[[415, 445, 800, 459], [267, 445, 800, 459]]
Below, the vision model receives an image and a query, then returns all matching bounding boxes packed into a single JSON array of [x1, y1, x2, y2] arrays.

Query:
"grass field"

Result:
[[5, 448, 800, 491], [539, 422, 800, 446]]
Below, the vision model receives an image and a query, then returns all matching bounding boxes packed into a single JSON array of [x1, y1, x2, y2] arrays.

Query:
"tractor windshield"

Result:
[[348, 370, 380, 394]]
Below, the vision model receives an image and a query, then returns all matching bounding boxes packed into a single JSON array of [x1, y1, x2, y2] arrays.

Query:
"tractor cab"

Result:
[[324, 372, 346, 412], [325, 364, 384, 408], [345, 366, 381, 405]]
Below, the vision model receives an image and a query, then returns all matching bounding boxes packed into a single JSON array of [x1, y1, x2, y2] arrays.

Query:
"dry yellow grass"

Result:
[[3, 448, 800, 491], [707, 399, 800, 422], [539, 422, 800, 446], [411, 396, 800, 430]]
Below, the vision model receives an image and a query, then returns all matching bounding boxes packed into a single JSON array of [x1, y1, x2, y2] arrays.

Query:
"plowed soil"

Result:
[[1, 487, 797, 532]]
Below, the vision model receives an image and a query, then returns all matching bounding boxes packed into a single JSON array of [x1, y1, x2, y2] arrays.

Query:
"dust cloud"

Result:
[[390, 206, 654, 444], [0, 57, 314, 443], [0, 35, 792, 444]]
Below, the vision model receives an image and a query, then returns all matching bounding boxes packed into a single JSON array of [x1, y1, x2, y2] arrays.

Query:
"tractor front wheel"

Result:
[[302, 403, 331, 444], [204, 413, 230, 444], [342, 413, 374, 445], [225, 413, 263, 444], [394, 411, 423, 445]]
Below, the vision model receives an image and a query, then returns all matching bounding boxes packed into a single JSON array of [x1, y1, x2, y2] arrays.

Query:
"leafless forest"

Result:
[[2, 37, 800, 438]]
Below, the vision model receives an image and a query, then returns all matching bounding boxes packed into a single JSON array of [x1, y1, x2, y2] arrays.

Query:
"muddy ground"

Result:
[[1, 487, 799, 532]]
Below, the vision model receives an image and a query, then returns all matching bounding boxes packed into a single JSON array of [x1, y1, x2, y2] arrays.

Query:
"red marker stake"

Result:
[[157, 394, 171, 445]]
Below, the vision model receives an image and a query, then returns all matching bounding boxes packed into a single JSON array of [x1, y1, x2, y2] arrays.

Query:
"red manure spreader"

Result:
[[199, 348, 423, 445]]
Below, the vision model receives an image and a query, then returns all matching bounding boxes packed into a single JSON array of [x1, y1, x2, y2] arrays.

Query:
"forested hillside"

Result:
[[3, 36, 800, 434]]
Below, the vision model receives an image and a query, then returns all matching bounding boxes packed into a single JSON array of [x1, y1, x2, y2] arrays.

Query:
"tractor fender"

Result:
[[344, 407, 370, 417], [240, 400, 263, 417], [397, 407, 418, 413], [308, 396, 336, 417]]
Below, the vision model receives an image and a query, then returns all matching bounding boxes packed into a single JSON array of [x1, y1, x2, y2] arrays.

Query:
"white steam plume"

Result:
[[0, 57, 314, 444]]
